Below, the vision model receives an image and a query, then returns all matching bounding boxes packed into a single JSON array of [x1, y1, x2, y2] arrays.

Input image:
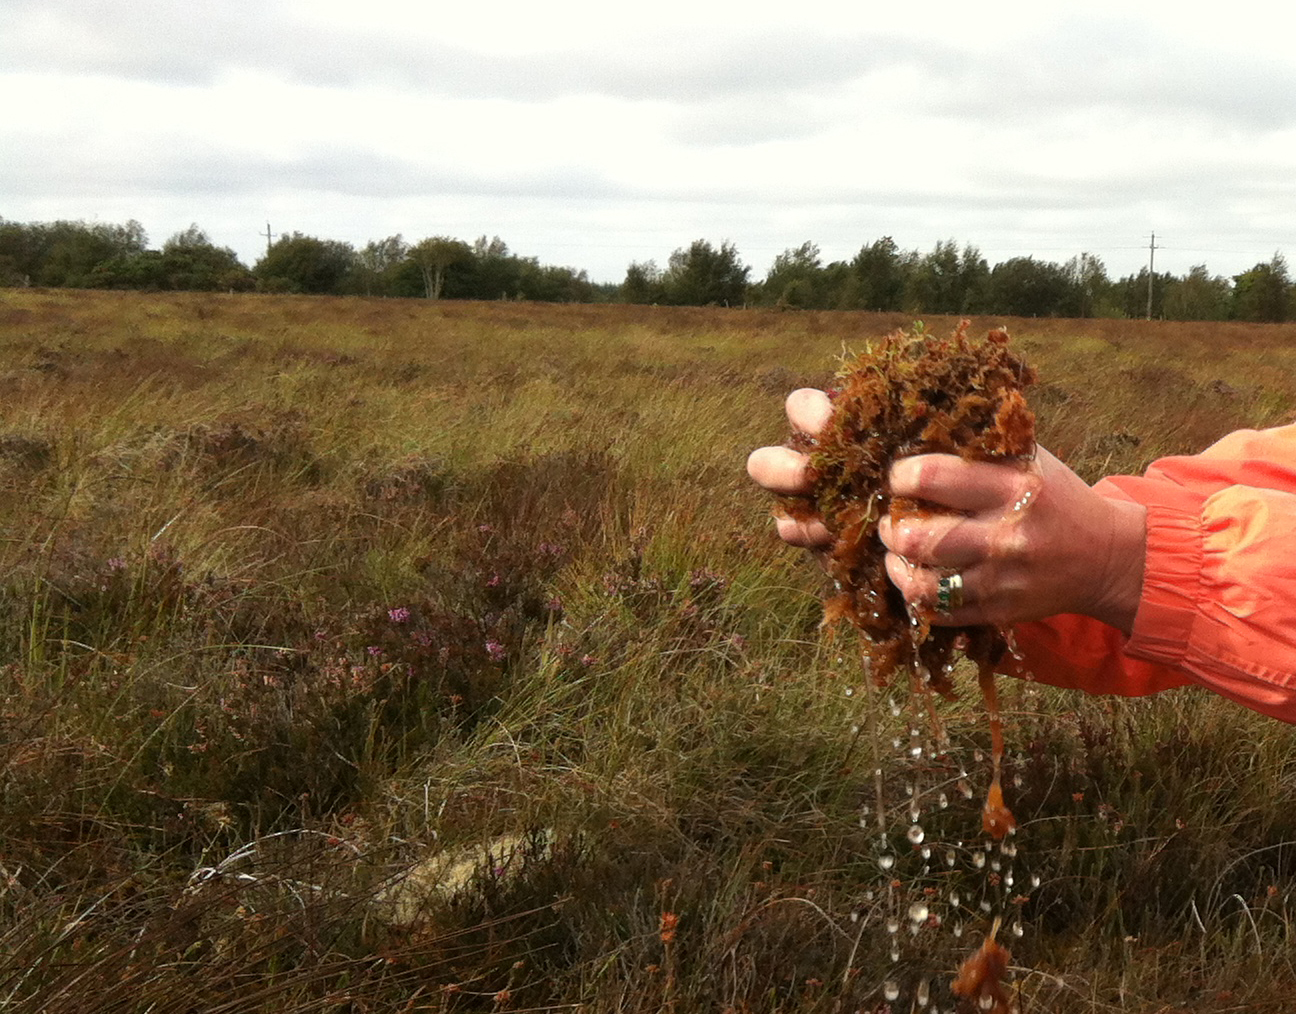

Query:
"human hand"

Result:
[[747, 389, 1147, 634], [745, 388, 834, 549], [879, 449, 1147, 634]]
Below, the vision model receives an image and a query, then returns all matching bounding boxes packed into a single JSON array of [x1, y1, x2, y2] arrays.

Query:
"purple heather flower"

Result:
[[388, 606, 410, 624], [366, 645, 384, 657], [485, 639, 507, 662]]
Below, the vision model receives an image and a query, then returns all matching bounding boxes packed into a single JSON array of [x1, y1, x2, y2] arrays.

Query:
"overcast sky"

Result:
[[6, 0, 1296, 284]]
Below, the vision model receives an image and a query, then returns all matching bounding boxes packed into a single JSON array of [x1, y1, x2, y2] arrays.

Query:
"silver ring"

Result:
[[936, 573, 964, 614]]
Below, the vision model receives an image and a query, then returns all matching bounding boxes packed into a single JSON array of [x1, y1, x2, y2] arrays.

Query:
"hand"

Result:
[[881, 449, 1147, 633], [747, 389, 1148, 634], [745, 389, 833, 549]]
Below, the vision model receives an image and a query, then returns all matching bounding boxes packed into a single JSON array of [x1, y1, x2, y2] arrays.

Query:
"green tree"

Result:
[[621, 260, 666, 304], [1163, 265, 1231, 321], [1062, 253, 1111, 318], [850, 237, 908, 311], [1112, 268, 1172, 319], [986, 256, 1075, 317], [663, 239, 749, 306], [159, 225, 251, 291], [904, 240, 986, 314], [254, 233, 355, 294], [41, 219, 148, 287], [517, 261, 594, 302], [761, 241, 823, 308], [1231, 253, 1291, 322], [408, 236, 471, 300], [465, 235, 523, 300], [353, 235, 410, 297]]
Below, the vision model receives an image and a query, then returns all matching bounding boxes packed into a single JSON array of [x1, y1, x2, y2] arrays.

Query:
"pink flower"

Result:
[[388, 606, 410, 623], [485, 640, 507, 661]]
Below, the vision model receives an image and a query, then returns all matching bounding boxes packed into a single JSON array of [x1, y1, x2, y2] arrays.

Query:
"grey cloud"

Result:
[[4, 0, 936, 105], [907, 17, 1296, 133], [1, 130, 632, 202]]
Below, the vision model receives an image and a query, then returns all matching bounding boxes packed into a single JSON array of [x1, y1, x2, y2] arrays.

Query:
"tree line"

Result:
[[2, 216, 1294, 322]]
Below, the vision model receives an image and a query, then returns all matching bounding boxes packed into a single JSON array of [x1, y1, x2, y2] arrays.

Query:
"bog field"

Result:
[[3, 288, 1296, 1013]]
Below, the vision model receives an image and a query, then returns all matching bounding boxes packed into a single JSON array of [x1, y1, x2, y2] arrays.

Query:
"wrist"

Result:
[[1087, 498, 1147, 635]]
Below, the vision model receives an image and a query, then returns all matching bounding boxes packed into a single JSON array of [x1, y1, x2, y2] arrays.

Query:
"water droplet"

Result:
[[945, 849, 956, 868], [958, 779, 974, 799], [916, 978, 931, 1007], [890, 938, 901, 961], [910, 743, 924, 758], [1005, 872, 1015, 888], [1013, 773, 1024, 788], [920, 845, 931, 859], [979, 900, 993, 913], [844, 687, 854, 697], [886, 916, 900, 934], [909, 799, 921, 821], [938, 792, 949, 809], [850, 724, 860, 735], [850, 910, 859, 923], [991, 859, 1001, 872], [952, 921, 963, 938], [907, 825, 925, 845], [892, 737, 903, 749], [979, 994, 995, 1011], [878, 854, 895, 871], [1030, 874, 1041, 889], [889, 699, 902, 717], [883, 980, 900, 1002], [908, 902, 929, 924], [905, 782, 915, 797], [949, 890, 960, 906], [972, 851, 986, 869], [864, 889, 875, 901], [1012, 921, 1024, 938], [1000, 841, 1017, 858]]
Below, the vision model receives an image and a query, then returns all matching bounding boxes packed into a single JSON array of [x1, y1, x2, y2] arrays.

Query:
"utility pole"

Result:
[[1146, 232, 1157, 320], [261, 222, 277, 256]]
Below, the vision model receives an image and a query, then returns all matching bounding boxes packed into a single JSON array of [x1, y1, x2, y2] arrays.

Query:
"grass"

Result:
[[2, 289, 1296, 1011]]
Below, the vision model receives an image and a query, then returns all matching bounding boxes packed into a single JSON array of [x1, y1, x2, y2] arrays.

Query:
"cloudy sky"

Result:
[[6, 0, 1296, 284]]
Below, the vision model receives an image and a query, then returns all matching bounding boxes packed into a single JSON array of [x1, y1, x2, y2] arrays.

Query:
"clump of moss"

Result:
[[781, 320, 1037, 693]]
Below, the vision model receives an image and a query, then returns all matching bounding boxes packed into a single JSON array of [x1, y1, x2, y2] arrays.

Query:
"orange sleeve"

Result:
[[1008, 424, 1296, 723]]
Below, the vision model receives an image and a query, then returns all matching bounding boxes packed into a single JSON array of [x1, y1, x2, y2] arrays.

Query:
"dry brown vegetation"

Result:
[[2, 289, 1296, 1012]]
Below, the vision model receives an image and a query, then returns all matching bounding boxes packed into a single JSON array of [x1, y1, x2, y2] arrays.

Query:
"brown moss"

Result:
[[781, 320, 1036, 694]]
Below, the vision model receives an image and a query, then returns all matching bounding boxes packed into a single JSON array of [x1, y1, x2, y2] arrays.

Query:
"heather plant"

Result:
[[1, 290, 1296, 1011]]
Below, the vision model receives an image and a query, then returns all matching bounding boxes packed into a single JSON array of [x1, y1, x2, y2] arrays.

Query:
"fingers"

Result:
[[884, 553, 981, 626], [746, 446, 812, 495], [775, 514, 832, 548], [786, 388, 832, 437], [746, 388, 831, 495], [878, 511, 1010, 570], [889, 454, 1038, 514]]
